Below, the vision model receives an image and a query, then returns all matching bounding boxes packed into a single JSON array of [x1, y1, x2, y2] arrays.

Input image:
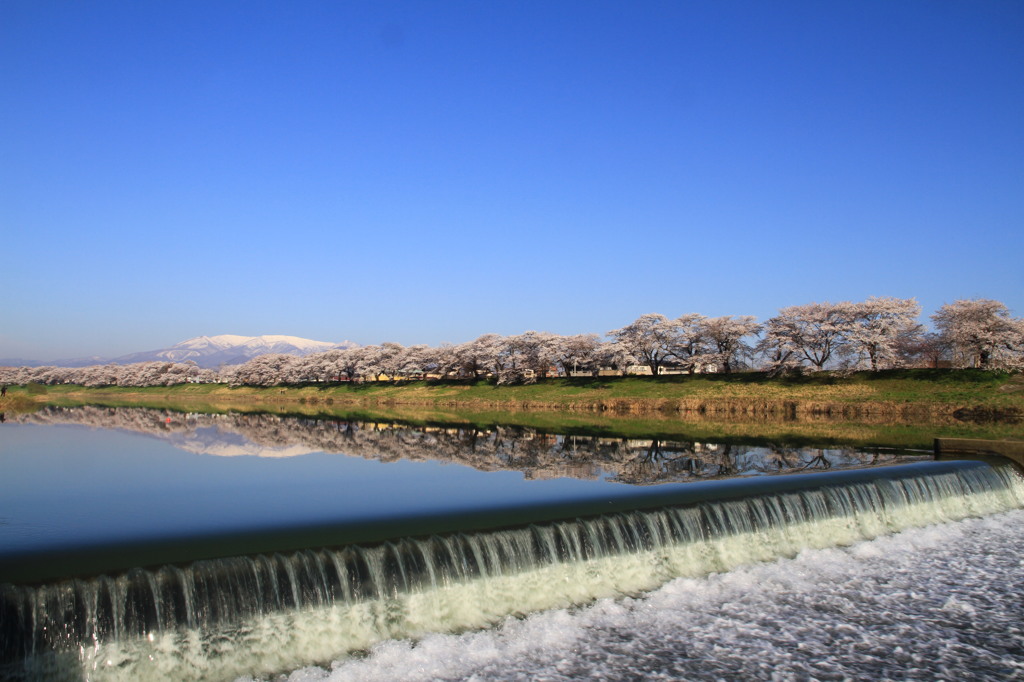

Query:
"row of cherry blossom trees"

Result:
[[758, 297, 923, 374], [219, 332, 611, 386], [0, 360, 216, 388], [2, 298, 1021, 388], [756, 297, 1022, 373]]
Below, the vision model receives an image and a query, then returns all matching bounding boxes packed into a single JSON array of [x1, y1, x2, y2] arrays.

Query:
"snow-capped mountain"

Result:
[[112, 335, 356, 369]]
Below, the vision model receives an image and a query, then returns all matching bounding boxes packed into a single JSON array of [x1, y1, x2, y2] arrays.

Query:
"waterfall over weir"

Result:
[[2, 461, 1023, 682]]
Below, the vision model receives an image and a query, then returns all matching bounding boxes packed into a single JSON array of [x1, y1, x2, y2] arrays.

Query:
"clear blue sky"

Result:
[[2, 0, 1022, 361]]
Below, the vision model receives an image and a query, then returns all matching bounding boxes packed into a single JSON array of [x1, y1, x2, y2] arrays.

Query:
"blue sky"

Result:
[[2, 0, 1022, 361]]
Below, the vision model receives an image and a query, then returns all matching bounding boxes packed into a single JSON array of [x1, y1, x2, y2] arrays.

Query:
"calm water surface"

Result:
[[1, 407, 1020, 682], [1, 407, 931, 572], [0, 422, 619, 557]]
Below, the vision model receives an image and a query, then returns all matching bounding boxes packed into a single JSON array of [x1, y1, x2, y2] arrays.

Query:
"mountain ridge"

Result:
[[1, 335, 357, 369]]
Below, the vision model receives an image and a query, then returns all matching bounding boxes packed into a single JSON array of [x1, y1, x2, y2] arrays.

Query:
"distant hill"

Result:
[[2, 335, 357, 369], [112, 335, 357, 369]]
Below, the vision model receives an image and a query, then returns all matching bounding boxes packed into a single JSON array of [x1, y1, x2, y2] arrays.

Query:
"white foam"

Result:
[[268, 509, 1024, 682], [11, 465, 1021, 682]]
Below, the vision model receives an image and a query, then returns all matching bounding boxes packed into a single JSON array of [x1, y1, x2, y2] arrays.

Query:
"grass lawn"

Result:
[[4, 369, 1021, 450], [8, 369, 1022, 410]]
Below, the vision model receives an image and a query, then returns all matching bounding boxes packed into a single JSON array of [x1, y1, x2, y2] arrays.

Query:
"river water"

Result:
[[285, 510, 1024, 682], [1, 407, 1021, 681]]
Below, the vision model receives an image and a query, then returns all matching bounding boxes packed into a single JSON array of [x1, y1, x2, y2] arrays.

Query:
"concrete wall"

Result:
[[935, 438, 1024, 470]]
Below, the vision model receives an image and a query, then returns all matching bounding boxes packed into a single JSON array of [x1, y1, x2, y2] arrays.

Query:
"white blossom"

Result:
[[759, 301, 857, 372], [700, 316, 761, 373], [932, 298, 1024, 370], [845, 297, 922, 370]]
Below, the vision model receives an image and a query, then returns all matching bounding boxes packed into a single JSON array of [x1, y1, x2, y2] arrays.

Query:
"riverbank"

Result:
[[6, 369, 1022, 417], [3, 369, 1021, 436]]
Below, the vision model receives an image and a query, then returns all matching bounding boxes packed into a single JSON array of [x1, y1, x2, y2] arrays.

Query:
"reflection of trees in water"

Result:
[[13, 407, 930, 485], [615, 441, 733, 484]]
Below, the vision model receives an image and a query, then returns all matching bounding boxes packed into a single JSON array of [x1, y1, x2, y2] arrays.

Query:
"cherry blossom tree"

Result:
[[608, 314, 682, 376], [594, 339, 637, 376], [400, 344, 433, 379], [758, 301, 857, 371], [333, 346, 369, 382], [495, 332, 560, 384], [117, 361, 203, 386], [354, 344, 386, 381], [228, 354, 300, 386], [756, 316, 804, 375], [465, 333, 511, 378], [932, 298, 1024, 369], [425, 343, 462, 379], [296, 349, 346, 382], [700, 316, 761, 373], [78, 363, 124, 387], [670, 313, 710, 373], [379, 342, 410, 380], [845, 297, 922, 370], [548, 333, 602, 377]]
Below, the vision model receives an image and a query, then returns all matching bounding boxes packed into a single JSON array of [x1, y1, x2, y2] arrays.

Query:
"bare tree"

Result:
[[897, 331, 949, 369]]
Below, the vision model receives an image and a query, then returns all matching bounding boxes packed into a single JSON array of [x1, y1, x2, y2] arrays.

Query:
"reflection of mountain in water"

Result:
[[5, 406, 1017, 682], [13, 406, 931, 484], [15, 407, 933, 483]]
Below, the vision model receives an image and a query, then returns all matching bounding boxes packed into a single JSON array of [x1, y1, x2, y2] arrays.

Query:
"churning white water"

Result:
[[284, 508, 1024, 682], [3, 462, 1023, 682]]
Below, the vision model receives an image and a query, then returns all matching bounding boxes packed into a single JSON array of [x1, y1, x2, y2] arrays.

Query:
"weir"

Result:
[[935, 437, 1024, 469], [2, 459, 1022, 682]]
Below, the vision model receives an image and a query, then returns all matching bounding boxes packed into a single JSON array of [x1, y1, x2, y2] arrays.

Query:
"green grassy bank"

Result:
[[4, 370, 1022, 450], [8, 369, 1022, 415]]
